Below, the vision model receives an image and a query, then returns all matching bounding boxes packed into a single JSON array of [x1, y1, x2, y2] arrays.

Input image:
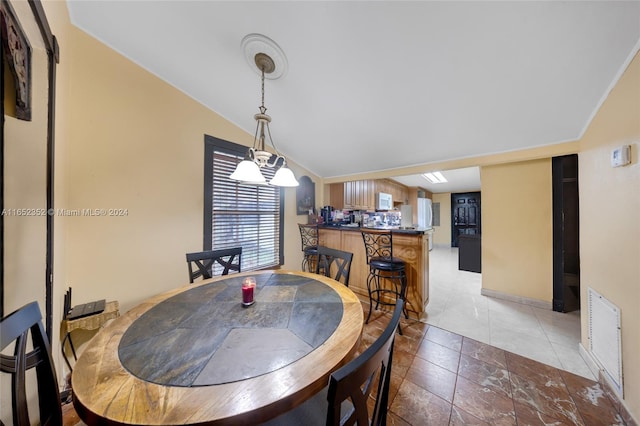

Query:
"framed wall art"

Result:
[[1, 0, 32, 121], [296, 175, 315, 215]]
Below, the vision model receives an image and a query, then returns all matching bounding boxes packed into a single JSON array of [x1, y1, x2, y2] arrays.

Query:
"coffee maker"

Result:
[[320, 206, 334, 224]]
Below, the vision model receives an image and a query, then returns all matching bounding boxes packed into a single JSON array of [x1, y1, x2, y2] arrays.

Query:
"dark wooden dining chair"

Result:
[[186, 247, 242, 283], [1, 301, 63, 426], [262, 300, 404, 426], [315, 246, 353, 287]]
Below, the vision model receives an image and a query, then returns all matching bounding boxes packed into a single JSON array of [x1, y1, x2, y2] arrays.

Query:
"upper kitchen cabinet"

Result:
[[329, 183, 344, 210], [376, 179, 409, 205], [344, 179, 375, 210], [330, 179, 412, 211]]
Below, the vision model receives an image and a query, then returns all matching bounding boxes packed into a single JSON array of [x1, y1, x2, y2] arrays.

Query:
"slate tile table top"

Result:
[[72, 270, 364, 425]]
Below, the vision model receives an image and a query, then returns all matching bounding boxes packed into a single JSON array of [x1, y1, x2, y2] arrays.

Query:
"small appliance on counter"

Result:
[[320, 206, 334, 224]]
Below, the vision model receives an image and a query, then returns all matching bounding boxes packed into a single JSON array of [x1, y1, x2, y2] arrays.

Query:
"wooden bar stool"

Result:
[[361, 230, 408, 334]]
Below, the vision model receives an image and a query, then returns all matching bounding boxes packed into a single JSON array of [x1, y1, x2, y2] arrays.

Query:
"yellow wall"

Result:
[[3, 1, 318, 388], [431, 193, 451, 246], [578, 51, 639, 419], [481, 159, 553, 303], [61, 25, 316, 308]]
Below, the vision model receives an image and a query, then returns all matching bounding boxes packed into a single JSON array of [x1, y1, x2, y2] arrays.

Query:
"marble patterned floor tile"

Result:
[[457, 354, 512, 399], [509, 372, 584, 425], [452, 376, 516, 425], [406, 356, 458, 403], [387, 412, 411, 426], [504, 352, 563, 387], [391, 347, 415, 377], [449, 405, 491, 425], [513, 401, 572, 425], [461, 337, 508, 370], [559, 370, 624, 426], [415, 338, 461, 373], [390, 379, 453, 425], [424, 325, 463, 351], [372, 370, 405, 415], [397, 318, 429, 341]]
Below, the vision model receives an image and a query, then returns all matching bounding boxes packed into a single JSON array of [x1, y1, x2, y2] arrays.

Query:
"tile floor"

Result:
[[354, 245, 631, 425], [425, 246, 593, 380]]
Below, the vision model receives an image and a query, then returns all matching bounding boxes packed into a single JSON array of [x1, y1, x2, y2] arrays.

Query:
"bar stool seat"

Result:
[[361, 230, 408, 334]]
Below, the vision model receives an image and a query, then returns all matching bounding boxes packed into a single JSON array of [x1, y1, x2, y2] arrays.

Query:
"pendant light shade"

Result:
[[229, 159, 266, 184], [229, 34, 299, 187], [269, 165, 299, 187]]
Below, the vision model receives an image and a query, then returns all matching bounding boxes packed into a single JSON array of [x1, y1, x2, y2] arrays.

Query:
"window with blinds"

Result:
[[204, 135, 284, 273]]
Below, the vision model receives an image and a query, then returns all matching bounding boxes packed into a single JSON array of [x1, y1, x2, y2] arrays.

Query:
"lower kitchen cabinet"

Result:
[[318, 227, 430, 320]]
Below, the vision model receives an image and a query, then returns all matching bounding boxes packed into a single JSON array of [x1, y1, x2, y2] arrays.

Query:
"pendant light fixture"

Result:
[[230, 34, 299, 187]]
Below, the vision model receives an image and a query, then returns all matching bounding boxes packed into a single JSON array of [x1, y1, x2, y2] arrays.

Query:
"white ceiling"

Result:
[[392, 167, 480, 194], [67, 1, 640, 191]]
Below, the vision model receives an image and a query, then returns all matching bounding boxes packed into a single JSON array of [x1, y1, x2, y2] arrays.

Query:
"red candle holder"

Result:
[[242, 277, 256, 306]]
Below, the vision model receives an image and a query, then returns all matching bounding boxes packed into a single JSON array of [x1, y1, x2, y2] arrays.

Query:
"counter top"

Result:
[[318, 224, 433, 235]]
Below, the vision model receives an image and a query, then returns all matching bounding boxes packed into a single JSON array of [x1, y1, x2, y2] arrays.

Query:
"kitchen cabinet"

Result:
[[333, 179, 410, 211], [329, 183, 344, 210], [344, 179, 375, 210], [375, 179, 408, 205]]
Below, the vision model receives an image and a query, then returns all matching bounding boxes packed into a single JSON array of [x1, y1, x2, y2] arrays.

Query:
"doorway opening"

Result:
[[552, 154, 580, 312]]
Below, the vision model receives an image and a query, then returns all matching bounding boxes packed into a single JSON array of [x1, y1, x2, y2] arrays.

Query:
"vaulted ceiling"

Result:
[[67, 1, 640, 191]]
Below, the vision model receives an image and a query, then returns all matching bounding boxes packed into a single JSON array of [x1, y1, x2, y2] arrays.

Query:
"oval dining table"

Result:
[[72, 270, 364, 425]]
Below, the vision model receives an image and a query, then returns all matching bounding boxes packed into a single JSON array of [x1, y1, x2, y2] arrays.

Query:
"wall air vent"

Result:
[[588, 287, 623, 396]]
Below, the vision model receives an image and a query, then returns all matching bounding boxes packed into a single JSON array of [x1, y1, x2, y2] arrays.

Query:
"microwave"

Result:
[[377, 192, 393, 210]]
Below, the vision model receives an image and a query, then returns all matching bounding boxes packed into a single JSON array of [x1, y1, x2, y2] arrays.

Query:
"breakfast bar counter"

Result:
[[318, 225, 430, 320]]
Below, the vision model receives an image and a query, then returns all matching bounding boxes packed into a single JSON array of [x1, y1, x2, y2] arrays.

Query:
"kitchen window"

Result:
[[204, 135, 284, 272]]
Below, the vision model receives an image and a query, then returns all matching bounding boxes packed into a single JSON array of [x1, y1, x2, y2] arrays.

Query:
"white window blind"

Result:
[[205, 136, 283, 273]]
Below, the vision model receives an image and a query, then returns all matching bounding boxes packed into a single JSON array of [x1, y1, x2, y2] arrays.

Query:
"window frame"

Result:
[[203, 135, 284, 271]]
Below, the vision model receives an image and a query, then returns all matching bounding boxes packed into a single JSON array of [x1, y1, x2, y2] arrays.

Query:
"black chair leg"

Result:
[[365, 273, 375, 324]]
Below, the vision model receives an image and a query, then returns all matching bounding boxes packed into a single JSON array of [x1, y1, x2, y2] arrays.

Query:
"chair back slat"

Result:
[[325, 300, 403, 426], [186, 247, 242, 283], [315, 246, 353, 287], [1, 301, 62, 426]]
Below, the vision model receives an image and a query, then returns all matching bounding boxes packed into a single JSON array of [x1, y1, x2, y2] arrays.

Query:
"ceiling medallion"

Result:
[[241, 33, 288, 80]]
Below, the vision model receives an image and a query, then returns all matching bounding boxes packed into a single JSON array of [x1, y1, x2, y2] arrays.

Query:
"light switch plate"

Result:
[[611, 145, 631, 167]]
